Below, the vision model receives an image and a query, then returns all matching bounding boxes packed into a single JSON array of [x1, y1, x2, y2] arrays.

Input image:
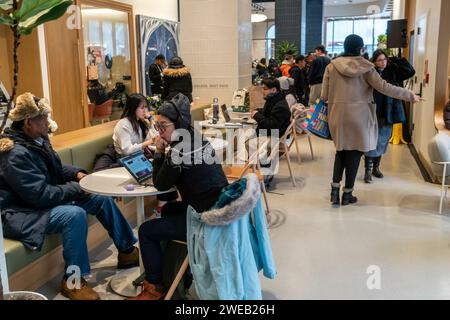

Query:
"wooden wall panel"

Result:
[[0, 26, 43, 98], [0, 26, 12, 94], [45, 14, 86, 134]]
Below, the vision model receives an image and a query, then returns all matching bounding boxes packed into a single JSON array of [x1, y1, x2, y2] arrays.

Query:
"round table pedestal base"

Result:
[[110, 267, 143, 298]]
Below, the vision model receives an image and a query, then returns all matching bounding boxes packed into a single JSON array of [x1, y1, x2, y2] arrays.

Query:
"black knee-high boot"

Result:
[[372, 156, 384, 179], [364, 157, 374, 184]]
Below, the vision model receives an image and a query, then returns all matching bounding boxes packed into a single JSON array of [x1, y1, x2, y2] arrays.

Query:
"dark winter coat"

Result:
[[373, 57, 415, 125], [149, 63, 164, 95], [0, 129, 86, 250], [289, 65, 308, 101], [253, 92, 292, 137], [163, 67, 193, 103], [152, 128, 228, 213], [308, 56, 331, 86]]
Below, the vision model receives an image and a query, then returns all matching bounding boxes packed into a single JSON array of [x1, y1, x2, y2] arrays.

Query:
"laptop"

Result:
[[119, 151, 154, 186], [221, 104, 246, 124]]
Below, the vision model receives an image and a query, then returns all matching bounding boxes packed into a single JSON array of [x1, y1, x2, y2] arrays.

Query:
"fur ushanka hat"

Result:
[[9, 92, 52, 122]]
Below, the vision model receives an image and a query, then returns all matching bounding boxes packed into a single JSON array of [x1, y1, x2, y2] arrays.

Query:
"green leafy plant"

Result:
[[147, 95, 163, 112], [276, 40, 298, 65], [0, 0, 73, 132], [376, 34, 394, 57]]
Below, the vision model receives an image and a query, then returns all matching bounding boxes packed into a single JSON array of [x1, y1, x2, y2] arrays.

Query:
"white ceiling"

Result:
[[323, 0, 379, 6], [252, 0, 390, 20]]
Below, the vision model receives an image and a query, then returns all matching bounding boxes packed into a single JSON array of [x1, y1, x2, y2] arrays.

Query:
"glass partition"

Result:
[[81, 5, 133, 126]]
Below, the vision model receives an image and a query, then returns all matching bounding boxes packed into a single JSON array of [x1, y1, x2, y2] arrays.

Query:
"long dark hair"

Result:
[[121, 93, 149, 138], [371, 49, 388, 64]]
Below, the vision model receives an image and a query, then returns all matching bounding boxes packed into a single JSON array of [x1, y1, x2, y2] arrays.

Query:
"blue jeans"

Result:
[[45, 195, 137, 277]]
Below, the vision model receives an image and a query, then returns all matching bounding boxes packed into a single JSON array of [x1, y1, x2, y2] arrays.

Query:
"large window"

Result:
[[266, 24, 275, 60], [326, 15, 391, 56]]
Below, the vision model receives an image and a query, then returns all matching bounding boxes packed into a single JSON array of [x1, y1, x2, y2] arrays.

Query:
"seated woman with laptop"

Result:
[[128, 93, 229, 300], [93, 93, 177, 215]]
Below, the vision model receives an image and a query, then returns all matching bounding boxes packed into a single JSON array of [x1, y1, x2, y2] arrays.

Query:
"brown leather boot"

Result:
[[60, 277, 100, 300], [126, 280, 165, 300], [117, 247, 140, 269]]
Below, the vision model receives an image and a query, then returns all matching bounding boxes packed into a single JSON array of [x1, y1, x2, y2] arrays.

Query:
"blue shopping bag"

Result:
[[307, 99, 332, 140]]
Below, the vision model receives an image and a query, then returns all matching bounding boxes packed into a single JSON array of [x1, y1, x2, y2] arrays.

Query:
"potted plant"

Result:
[[276, 40, 298, 65], [0, 0, 73, 132]]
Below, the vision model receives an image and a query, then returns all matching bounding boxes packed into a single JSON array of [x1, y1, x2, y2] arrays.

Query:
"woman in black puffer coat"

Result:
[[364, 49, 415, 183], [162, 56, 193, 103]]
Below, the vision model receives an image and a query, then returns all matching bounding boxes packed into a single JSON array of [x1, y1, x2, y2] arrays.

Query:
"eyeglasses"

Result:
[[376, 58, 388, 63], [153, 121, 174, 133]]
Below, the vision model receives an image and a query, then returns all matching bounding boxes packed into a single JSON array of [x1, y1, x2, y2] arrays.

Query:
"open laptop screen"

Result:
[[119, 151, 153, 184]]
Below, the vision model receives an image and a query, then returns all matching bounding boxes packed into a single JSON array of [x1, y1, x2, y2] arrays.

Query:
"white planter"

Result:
[[4, 291, 48, 300]]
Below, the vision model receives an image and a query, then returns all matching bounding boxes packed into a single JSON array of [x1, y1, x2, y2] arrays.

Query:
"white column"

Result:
[[179, 0, 252, 105], [393, 0, 406, 19], [37, 25, 51, 103]]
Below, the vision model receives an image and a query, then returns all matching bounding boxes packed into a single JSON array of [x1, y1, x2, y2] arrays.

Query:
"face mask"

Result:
[[265, 92, 277, 100]]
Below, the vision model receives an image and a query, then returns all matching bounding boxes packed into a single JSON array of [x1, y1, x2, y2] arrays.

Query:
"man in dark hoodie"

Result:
[[0, 93, 139, 300], [129, 93, 228, 300]]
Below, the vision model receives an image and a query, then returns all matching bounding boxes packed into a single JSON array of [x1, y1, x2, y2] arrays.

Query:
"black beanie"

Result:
[[344, 34, 365, 56], [158, 93, 191, 129]]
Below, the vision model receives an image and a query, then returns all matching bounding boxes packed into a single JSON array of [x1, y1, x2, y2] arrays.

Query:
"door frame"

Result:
[[75, 0, 137, 127]]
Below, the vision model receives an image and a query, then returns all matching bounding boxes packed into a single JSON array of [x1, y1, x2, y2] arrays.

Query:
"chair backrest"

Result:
[[88, 103, 95, 121], [428, 133, 450, 177], [238, 139, 270, 179], [93, 100, 113, 118], [0, 213, 9, 293]]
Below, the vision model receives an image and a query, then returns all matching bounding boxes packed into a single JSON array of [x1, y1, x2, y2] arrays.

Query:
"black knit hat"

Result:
[[168, 56, 184, 69], [158, 93, 191, 129], [344, 34, 365, 56]]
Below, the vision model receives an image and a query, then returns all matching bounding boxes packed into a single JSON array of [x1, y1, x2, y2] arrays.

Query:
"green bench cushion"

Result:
[[71, 134, 113, 173], [5, 216, 98, 276], [56, 147, 72, 165]]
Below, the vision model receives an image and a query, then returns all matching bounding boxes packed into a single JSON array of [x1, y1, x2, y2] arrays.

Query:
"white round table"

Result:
[[147, 136, 229, 152], [198, 120, 256, 161], [80, 167, 173, 298]]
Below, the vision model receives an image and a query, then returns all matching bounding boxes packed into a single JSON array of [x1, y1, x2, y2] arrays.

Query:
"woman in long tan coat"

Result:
[[321, 34, 420, 206]]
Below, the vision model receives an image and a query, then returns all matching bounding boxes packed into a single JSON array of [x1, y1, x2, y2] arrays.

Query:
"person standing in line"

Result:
[[148, 54, 166, 96], [363, 49, 416, 183], [256, 58, 268, 77], [308, 45, 331, 106], [280, 54, 294, 77], [321, 35, 421, 206], [162, 56, 193, 103], [289, 55, 308, 104]]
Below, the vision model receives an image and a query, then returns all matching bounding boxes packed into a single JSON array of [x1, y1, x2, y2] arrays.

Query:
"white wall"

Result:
[[410, 0, 443, 166], [179, 0, 252, 105], [119, 0, 178, 21]]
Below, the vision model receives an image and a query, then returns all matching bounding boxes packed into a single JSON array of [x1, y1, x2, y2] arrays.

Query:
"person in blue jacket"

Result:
[[0, 93, 139, 300]]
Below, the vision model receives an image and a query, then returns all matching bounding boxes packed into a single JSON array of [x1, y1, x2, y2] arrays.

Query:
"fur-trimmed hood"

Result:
[[0, 137, 14, 152], [201, 174, 261, 226], [163, 66, 191, 78]]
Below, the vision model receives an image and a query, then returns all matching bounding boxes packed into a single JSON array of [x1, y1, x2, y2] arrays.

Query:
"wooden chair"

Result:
[[289, 110, 315, 164], [275, 120, 297, 187], [222, 139, 271, 215]]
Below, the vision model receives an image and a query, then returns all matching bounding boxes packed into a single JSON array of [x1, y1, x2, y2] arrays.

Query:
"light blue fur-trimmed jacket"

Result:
[[187, 174, 277, 300]]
